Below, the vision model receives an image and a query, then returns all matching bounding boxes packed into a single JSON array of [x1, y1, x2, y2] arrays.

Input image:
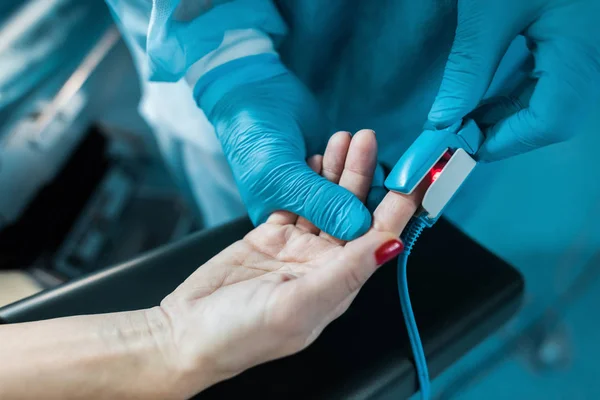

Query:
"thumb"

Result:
[[470, 77, 536, 161], [258, 160, 372, 241], [428, 3, 517, 129], [297, 231, 403, 313], [297, 165, 372, 241]]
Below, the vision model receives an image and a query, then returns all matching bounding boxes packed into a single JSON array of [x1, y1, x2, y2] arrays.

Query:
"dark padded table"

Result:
[[0, 217, 523, 399]]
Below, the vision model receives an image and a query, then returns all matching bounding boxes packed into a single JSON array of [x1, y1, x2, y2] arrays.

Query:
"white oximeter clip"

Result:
[[385, 119, 484, 226], [420, 148, 476, 224]]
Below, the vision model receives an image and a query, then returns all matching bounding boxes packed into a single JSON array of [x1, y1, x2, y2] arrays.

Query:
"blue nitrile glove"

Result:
[[367, 163, 388, 213], [428, 0, 600, 161], [196, 55, 373, 240]]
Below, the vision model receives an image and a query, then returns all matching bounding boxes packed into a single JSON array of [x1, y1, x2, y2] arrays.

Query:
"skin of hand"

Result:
[[0, 130, 423, 400], [428, 0, 600, 161], [156, 129, 425, 396]]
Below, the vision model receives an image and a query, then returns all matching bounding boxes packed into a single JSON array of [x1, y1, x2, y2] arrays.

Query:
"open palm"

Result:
[[160, 130, 424, 389]]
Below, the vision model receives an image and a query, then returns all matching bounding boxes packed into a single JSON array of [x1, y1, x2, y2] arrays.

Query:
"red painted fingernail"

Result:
[[375, 239, 404, 265]]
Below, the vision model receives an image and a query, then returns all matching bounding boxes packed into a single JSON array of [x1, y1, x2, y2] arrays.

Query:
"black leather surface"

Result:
[[0, 217, 523, 399]]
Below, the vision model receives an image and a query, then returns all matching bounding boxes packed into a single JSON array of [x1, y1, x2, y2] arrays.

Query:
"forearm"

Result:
[[0, 308, 208, 400]]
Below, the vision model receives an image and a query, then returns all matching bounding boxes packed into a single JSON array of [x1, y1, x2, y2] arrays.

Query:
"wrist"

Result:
[[194, 54, 289, 117], [99, 308, 189, 400], [0, 308, 217, 400], [143, 307, 223, 398]]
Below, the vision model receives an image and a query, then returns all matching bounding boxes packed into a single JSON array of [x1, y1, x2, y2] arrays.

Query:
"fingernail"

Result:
[[375, 239, 404, 265]]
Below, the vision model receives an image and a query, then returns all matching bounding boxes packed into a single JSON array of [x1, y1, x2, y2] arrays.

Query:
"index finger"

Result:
[[371, 180, 428, 236]]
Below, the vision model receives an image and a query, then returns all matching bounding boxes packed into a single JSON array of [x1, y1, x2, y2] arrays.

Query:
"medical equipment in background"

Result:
[[0, 0, 113, 229], [385, 119, 485, 399], [0, 0, 111, 112], [0, 1, 199, 287]]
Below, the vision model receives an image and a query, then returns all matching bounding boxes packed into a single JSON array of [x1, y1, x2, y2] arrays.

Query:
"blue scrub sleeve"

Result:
[[145, 0, 287, 82]]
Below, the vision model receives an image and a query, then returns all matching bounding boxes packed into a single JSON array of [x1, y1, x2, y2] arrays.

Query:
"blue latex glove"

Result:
[[114, 0, 374, 240], [199, 57, 373, 240], [367, 163, 388, 213], [428, 0, 600, 161]]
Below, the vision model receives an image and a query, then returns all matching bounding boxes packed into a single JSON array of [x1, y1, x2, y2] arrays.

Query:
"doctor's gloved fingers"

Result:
[[296, 130, 377, 241], [477, 60, 599, 161], [428, 3, 521, 129], [470, 76, 536, 129], [319, 130, 378, 244], [469, 78, 535, 160], [294, 131, 351, 234], [268, 155, 324, 227], [293, 155, 325, 234], [264, 160, 372, 242], [366, 163, 388, 213], [477, 107, 574, 161]]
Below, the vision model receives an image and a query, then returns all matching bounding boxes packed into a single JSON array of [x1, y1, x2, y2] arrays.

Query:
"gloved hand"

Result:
[[202, 66, 373, 241], [156, 130, 419, 397], [428, 0, 600, 161], [367, 163, 388, 213]]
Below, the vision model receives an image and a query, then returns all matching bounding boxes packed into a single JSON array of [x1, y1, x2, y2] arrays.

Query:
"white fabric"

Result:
[[185, 28, 276, 88], [110, 2, 244, 227]]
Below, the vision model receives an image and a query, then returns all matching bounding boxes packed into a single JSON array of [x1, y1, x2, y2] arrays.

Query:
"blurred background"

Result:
[[0, 0, 201, 305], [0, 1, 598, 399]]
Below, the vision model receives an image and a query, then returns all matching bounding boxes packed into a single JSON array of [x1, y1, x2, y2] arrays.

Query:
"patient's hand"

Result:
[[158, 130, 425, 396]]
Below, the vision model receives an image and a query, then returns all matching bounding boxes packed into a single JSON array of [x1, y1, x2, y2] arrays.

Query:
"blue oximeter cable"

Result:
[[389, 120, 484, 399], [399, 216, 431, 400]]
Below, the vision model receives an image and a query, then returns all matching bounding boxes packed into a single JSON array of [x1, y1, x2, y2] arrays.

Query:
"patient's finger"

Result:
[[321, 131, 351, 184], [267, 210, 297, 226], [371, 180, 428, 237], [338, 129, 377, 203], [307, 155, 323, 177], [267, 209, 298, 226], [295, 155, 324, 234], [320, 130, 377, 244]]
